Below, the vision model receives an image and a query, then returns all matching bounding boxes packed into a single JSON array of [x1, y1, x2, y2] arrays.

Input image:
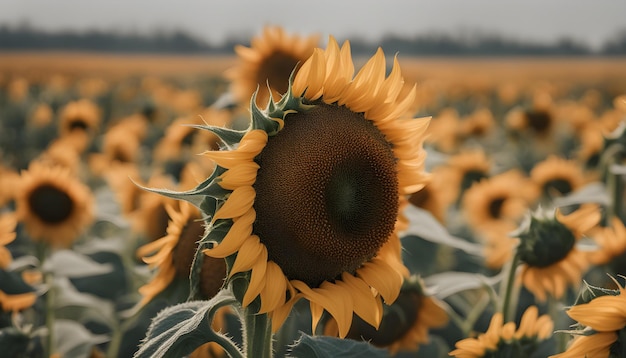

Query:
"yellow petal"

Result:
[[205, 208, 255, 258], [337, 272, 381, 329], [229, 235, 266, 277], [218, 162, 260, 190], [242, 248, 268, 307], [202, 130, 267, 169], [357, 257, 402, 304], [212, 186, 255, 223], [259, 261, 287, 314]]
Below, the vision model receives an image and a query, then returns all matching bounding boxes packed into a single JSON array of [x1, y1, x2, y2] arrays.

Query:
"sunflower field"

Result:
[[2, 26, 626, 358]]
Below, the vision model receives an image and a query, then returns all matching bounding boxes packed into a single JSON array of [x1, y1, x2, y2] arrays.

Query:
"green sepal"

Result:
[[134, 290, 242, 358], [185, 124, 246, 148], [134, 166, 228, 210], [250, 92, 281, 135], [288, 333, 388, 358], [573, 279, 621, 305]]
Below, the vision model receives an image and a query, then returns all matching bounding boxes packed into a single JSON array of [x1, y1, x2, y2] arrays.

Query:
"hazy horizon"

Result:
[[1, 0, 625, 50]]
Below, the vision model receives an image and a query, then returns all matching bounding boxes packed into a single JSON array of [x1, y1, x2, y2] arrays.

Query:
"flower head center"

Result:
[[172, 217, 205, 279], [543, 179, 573, 197], [524, 110, 551, 133], [28, 184, 73, 224], [253, 102, 399, 287], [488, 197, 507, 219], [67, 118, 89, 132]]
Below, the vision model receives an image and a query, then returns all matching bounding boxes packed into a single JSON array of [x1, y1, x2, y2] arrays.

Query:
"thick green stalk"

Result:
[[243, 310, 272, 358], [500, 252, 521, 322], [36, 243, 55, 358]]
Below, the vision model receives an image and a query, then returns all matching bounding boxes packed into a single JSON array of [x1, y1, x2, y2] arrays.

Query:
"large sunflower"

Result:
[[449, 306, 553, 357], [136, 200, 226, 308], [226, 26, 319, 107], [167, 37, 430, 337], [15, 162, 94, 248], [517, 205, 601, 302]]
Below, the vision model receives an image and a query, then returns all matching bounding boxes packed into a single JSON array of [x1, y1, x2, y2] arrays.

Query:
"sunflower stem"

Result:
[[36, 242, 55, 358], [243, 309, 272, 358], [500, 251, 520, 322], [548, 296, 568, 354]]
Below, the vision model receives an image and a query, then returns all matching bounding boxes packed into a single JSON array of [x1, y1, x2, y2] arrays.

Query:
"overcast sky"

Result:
[[1, 0, 625, 50]]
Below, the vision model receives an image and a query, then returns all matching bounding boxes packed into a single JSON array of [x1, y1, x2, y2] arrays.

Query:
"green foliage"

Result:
[[134, 290, 240, 358], [288, 333, 388, 358]]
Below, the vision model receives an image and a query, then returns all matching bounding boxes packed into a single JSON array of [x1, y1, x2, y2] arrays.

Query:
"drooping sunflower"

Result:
[[551, 276, 626, 358], [517, 205, 601, 302], [529, 155, 587, 203], [458, 107, 496, 140], [462, 170, 536, 233], [449, 306, 553, 357], [0, 212, 17, 269], [326, 276, 448, 354], [225, 26, 320, 108], [15, 162, 94, 248], [136, 200, 226, 308], [425, 107, 461, 153], [167, 37, 430, 337]]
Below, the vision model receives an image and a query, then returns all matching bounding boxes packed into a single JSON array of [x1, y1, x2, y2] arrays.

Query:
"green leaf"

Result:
[[423, 271, 504, 299], [53, 277, 117, 328], [287, 334, 388, 358], [0, 327, 31, 358], [43, 250, 113, 278], [402, 206, 484, 256], [54, 319, 109, 358], [134, 289, 240, 358], [553, 182, 610, 207]]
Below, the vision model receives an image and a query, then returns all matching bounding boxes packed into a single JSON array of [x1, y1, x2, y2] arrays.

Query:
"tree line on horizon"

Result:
[[1, 24, 626, 56]]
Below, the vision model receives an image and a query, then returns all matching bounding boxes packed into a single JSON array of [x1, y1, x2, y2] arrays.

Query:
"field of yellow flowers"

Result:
[[2, 27, 626, 358]]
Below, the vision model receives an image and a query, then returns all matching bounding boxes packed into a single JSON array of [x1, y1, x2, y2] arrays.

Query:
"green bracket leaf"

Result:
[[287, 333, 388, 358], [134, 289, 242, 358]]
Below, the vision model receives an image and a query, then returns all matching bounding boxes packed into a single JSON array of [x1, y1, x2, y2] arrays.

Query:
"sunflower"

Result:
[[166, 37, 430, 337], [462, 170, 536, 233], [226, 26, 320, 107], [136, 200, 226, 308], [458, 107, 495, 140], [589, 217, 626, 266], [36, 137, 82, 175], [0, 290, 37, 312], [327, 276, 448, 354], [551, 276, 626, 358], [0, 213, 17, 269], [506, 89, 555, 137], [15, 162, 94, 248], [517, 205, 601, 302], [89, 121, 142, 176], [434, 149, 491, 207], [58, 98, 101, 139], [449, 306, 553, 357], [529, 156, 587, 203]]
